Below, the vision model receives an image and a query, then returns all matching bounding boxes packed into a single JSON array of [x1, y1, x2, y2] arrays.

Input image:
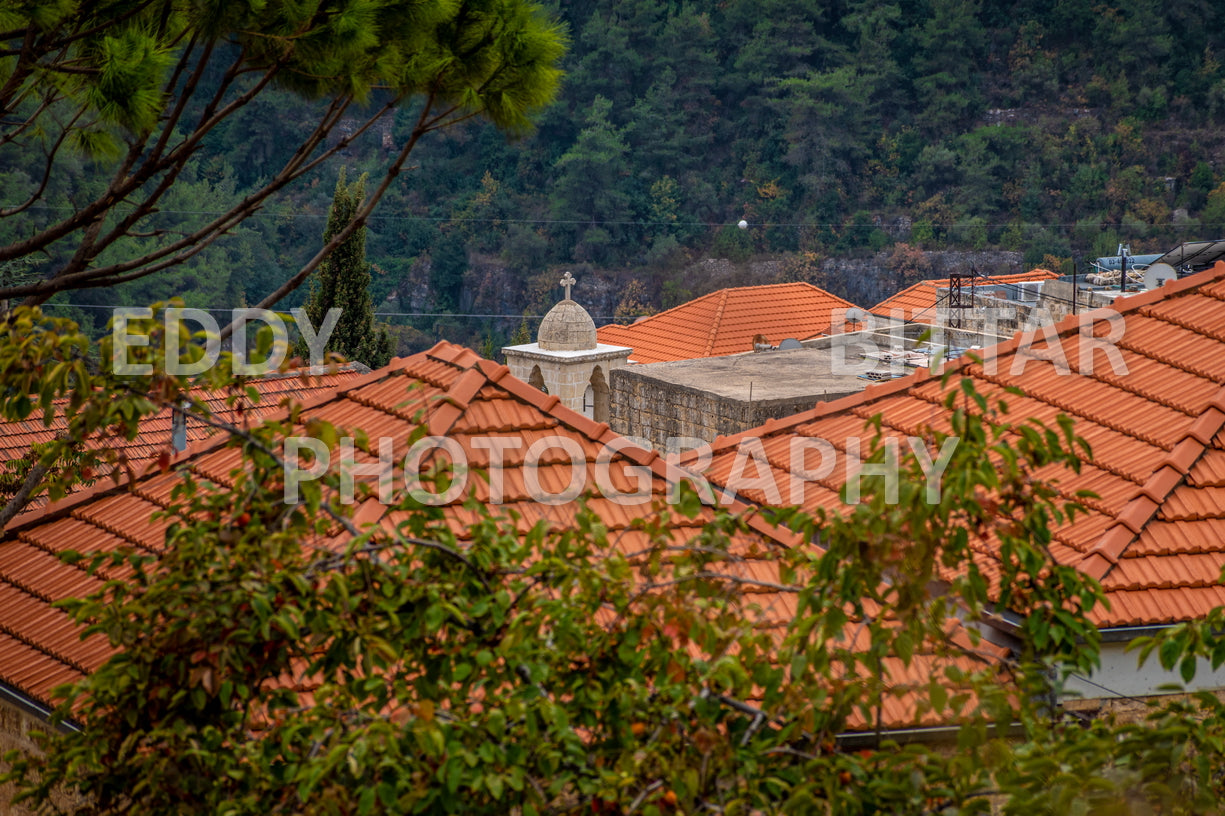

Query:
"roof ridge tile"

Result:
[[704, 289, 730, 357], [1080, 527, 1131, 575], [1140, 464, 1189, 503], [1114, 496, 1160, 534], [1186, 407, 1225, 446], [426, 340, 473, 365], [475, 359, 513, 382], [427, 402, 465, 437], [443, 367, 492, 410], [1079, 380, 1225, 580]]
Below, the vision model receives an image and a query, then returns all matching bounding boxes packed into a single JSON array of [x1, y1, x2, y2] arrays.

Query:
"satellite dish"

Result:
[[778, 338, 803, 350], [1144, 262, 1176, 290]]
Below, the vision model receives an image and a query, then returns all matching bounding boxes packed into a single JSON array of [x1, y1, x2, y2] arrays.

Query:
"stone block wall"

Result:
[[1040, 280, 1122, 323], [0, 695, 45, 816], [610, 369, 859, 451], [503, 346, 629, 422]]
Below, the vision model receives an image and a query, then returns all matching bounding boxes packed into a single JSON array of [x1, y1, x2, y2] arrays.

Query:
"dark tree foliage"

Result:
[[0, 0, 564, 316], [296, 170, 393, 368], [356, 0, 1225, 285], [18, 0, 1225, 350]]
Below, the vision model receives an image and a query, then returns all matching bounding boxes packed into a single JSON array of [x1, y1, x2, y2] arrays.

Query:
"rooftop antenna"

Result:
[[948, 272, 971, 330], [1072, 258, 1078, 316]]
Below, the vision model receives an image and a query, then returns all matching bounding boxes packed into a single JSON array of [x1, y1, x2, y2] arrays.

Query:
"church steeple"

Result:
[[501, 270, 631, 423], [537, 272, 597, 352]]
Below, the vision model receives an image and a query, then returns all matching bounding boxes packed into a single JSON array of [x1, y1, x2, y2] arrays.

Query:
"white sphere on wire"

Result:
[[737, 219, 748, 230]]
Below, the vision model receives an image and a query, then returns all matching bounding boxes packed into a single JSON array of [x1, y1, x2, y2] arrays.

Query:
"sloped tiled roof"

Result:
[[596, 282, 859, 364], [0, 343, 1003, 732], [871, 269, 1061, 323], [0, 364, 368, 487], [702, 263, 1225, 630]]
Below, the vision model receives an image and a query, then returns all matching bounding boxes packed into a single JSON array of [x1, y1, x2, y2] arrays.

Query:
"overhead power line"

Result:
[[0, 202, 1212, 231], [38, 303, 627, 321]]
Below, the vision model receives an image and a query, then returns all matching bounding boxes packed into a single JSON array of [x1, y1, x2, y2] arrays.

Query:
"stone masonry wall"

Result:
[[610, 368, 858, 451], [0, 695, 45, 816], [1040, 280, 1123, 323]]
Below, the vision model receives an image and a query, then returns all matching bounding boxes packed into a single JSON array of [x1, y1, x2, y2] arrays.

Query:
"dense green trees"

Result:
[[296, 169, 393, 368], [364, 0, 1225, 347], [9, 0, 1225, 353], [551, 97, 634, 264]]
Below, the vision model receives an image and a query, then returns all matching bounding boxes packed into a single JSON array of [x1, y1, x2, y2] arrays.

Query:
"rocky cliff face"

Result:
[[822, 250, 1025, 307]]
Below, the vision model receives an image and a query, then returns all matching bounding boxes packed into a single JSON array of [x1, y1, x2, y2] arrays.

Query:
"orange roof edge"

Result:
[[711, 263, 1225, 457], [1, 365, 379, 534]]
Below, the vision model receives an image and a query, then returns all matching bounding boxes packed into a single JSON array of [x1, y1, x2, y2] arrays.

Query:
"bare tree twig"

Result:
[[625, 780, 663, 815]]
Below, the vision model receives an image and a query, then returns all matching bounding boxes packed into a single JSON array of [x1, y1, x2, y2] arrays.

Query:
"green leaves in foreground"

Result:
[[3, 311, 1225, 814]]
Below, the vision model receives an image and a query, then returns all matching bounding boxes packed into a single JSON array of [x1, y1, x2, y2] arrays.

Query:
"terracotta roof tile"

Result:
[[1130, 519, 1225, 556], [1188, 447, 1225, 486], [1094, 586, 1225, 627], [596, 282, 860, 364], [0, 341, 1003, 732], [0, 366, 367, 517], [870, 269, 1061, 322], [703, 263, 1225, 629]]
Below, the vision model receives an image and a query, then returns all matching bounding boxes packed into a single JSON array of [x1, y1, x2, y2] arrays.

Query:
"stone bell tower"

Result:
[[502, 272, 631, 422]]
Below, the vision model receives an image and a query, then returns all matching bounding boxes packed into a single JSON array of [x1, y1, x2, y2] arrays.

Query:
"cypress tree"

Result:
[[296, 168, 394, 368]]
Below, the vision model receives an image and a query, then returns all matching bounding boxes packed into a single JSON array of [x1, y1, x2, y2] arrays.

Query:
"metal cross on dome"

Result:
[[560, 270, 576, 300]]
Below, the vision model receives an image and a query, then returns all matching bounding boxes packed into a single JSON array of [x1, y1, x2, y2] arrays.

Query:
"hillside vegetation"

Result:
[[14, 0, 1225, 351]]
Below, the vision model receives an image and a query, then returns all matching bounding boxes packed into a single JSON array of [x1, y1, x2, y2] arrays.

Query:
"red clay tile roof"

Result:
[[596, 282, 860, 364], [0, 365, 367, 513], [0, 365, 368, 465], [871, 269, 1061, 323], [0, 343, 1002, 732], [702, 263, 1225, 630]]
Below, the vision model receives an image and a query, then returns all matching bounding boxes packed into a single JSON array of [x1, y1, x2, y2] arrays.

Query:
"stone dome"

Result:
[[537, 299, 597, 351]]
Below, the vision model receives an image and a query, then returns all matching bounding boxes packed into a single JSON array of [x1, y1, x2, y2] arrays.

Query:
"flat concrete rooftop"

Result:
[[623, 345, 889, 403]]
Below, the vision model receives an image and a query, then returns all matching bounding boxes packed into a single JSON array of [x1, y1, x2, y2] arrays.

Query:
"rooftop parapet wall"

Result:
[[609, 349, 868, 450], [610, 368, 835, 451]]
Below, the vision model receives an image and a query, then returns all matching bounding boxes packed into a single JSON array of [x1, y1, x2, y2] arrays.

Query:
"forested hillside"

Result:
[[17, 0, 1225, 352]]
